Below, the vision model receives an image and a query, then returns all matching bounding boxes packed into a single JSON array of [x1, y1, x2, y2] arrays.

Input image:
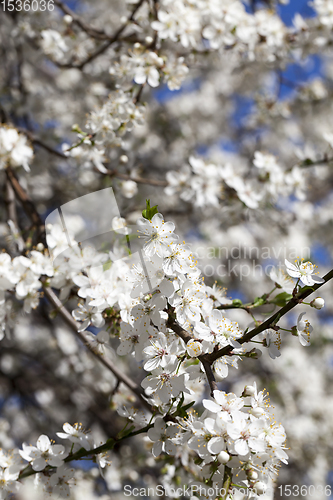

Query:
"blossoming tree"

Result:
[[1, 0, 333, 499]]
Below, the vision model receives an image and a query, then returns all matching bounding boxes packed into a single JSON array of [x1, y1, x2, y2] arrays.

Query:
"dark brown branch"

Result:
[[167, 317, 218, 396], [200, 357, 218, 396], [17, 128, 67, 159], [167, 317, 193, 343], [4, 179, 25, 251], [167, 270, 333, 393], [5, 166, 46, 246], [207, 268, 333, 363]]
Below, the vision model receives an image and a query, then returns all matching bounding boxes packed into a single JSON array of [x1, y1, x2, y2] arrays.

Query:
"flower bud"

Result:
[[310, 297, 325, 309], [121, 180, 138, 199], [186, 340, 202, 358], [63, 14, 73, 24], [253, 482, 266, 495], [36, 243, 44, 251], [217, 451, 230, 464], [247, 470, 258, 480], [291, 326, 298, 337], [145, 36, 154, 45], [112, 216, 127, 232], [246, 348, 262, 359], [120, 154, 129, 164], [242, 385, 256, 397]]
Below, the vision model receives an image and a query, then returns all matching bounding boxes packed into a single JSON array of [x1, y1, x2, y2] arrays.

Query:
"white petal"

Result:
[[37, 435, 50, 452]]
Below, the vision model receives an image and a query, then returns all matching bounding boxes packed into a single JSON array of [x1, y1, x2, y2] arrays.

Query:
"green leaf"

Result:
[[175, 399, 195, 419], [176, 393, 185, 410], [142, 199, 158, 220], [298, 285, 315, 294], [270, 292, 293, 307], [182, 401, 195, 412], [232, 299, 243, 307]]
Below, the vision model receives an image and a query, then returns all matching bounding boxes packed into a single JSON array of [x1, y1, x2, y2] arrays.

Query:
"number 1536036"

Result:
[[1, 0, 54, 11], [278, 485, 331, 497]]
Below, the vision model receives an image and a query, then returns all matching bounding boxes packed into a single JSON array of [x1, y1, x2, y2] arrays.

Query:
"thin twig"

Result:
[[42, 282, 153, 411], [17, 128, 67, 159], [6, 166, 155, 412], [57, 0, 147, 69], [95, 166, 167, 187], [6, 166, 46, 246], [54, 0, 111, 40], [4, 179, 25, 251]]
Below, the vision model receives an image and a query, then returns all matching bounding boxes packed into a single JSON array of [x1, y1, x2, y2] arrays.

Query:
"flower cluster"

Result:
[[165, 151, 310, 210], [0, 126, 33, 172], [146, 384, 288, 498], [3, 0, 333, 493], [0, 424, 102, 499]]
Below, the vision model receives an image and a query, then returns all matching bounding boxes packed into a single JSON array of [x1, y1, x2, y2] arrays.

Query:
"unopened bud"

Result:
[[246, 348, 262, 359], [242, 385, 256, 397], [71, 124, 81, 133], [120, 154, 129, 164], [63, 14, 73, 24], [121, 180, 138, 199], [247, 470, 258, 480], [36, 243, 44, 251], [145, 36, 154, 45], [217, 451, 230, 464], [310, 297, 325, 309]]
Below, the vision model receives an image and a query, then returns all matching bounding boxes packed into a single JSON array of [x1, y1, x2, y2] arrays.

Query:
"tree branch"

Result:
[[56, 0, 147, 69], [5, 166, 46, 246], [54, 0, 112, 40], [4, 179, 25, 251], [200, 357, 218, 397], [17, 128, 67, 159], [167, 317, 218, 396], [42, 282, 153, 411], [5, 166, 152, 411], [19, 421, 154, 480], [207, 268, 333, 363], [96, 166, 168, 187]]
